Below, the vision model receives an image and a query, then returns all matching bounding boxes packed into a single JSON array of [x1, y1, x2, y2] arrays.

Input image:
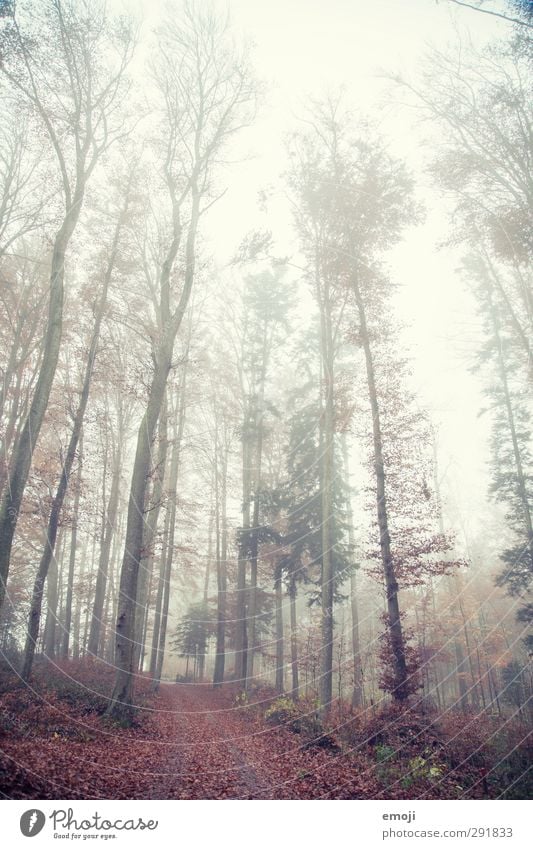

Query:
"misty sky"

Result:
[[117, 0, 514, 549]]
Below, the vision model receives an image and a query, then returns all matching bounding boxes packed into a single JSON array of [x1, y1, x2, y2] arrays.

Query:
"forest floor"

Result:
[[0, 660, 531, 799]]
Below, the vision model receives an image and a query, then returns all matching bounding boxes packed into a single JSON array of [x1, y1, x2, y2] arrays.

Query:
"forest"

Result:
[[0, 0, 531, 801]]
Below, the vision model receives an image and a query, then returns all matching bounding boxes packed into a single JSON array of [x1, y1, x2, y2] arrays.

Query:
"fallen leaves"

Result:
[[0, 660, 530, 799]]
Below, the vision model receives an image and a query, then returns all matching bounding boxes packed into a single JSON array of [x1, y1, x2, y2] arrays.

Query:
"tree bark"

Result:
[[87, 415, 122, 659], [106, 181, 199, 719], [235, 403, 252, 686], [247, 320, 269, 684], [289, 577, 299, 699], [213, 438, 228, 687], [61, 428, 83, 658], [274, 567, 284, 693], [488, 282, 533, 567], [318, 272, 335, 714], [0, 205, 81, 613], [340, 432, 363, 708], [134, 399, 168, 672], [21, 207, 123, 680], [352, 273, 409, 701], [150, 369, 187, 687], [42, 539, 61, 660]]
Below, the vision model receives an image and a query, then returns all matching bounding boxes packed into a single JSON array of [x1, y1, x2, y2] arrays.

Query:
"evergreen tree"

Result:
[[172, 601, 215, 681], [280, 367, 353, 608], [464, 253, 533, 647]]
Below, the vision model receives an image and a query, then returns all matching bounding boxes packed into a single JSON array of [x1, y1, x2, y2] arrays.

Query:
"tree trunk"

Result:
[[106, 350, 171, 714], [87, 420, 122, 658], [21, 208, 123, 679], [134, 400, 168, 672], [150, 371, 187, 687], [353, 274, 409, 701], [149, 485, 172, 677], [454, 633, 470, 712], [72, 532, 90, 660], [274, 568, 284, 693], [488, 283, 533, 567], [0, 193, 83, 613], [340, 432, 363, 708], [235, 404, 252, 686], [247, 322, 268, 685], [107, 181, 200, 720], [213, 440, 228, 687], [289, 577, 299, 699], [42, 541, 60, 660], [61, 428, 83, 658], [318, 273, 335, 714]]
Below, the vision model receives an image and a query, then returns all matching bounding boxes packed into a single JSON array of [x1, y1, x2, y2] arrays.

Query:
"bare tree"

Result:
[[106, 1, 256, 720], [0, 0, 135, 613], [21, 188, 131, 680]]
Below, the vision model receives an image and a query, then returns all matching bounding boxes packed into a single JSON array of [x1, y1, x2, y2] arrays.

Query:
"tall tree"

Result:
[[288, 98, 461, 702], [0, 0, 135, 613], [106, 6, 255, 717], [21, 194, 129, 680], [464, 253, 533, 646], [235, 268, 290, 686]]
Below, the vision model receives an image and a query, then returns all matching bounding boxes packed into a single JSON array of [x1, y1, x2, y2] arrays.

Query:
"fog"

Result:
[[0, 0, 530, 804]]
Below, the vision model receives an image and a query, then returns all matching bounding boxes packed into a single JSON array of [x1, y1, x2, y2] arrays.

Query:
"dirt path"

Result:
[[0, 680, 377, 799], [147, 683, 375, 800], [151, 684, 277, 799]]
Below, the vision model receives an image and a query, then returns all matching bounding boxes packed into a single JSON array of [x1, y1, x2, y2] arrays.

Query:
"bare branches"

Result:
[[443, 0, 533, 29], [393, 40, 532, 266], [0, 0, 137, 216]]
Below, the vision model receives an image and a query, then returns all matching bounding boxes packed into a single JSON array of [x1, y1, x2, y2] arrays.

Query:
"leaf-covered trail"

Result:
[[145, 683, 375, 800], [0, 679, 377, 799], [152, 684, 275, 799]]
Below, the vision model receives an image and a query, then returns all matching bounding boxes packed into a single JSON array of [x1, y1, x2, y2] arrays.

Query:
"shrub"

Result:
[[264, 696, 299, 726]]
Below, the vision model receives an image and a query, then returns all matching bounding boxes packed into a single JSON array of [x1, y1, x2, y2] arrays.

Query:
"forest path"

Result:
[[0, 676, 375, 799], [151, 683, 282, 799], [148, 683, 375, 800]]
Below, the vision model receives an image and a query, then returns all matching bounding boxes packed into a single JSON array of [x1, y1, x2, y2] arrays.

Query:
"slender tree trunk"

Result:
[[103, 510, 123, 662], [149, 485, 172, 677], [107, 184, 199, 720], [72, 532, 89, 660], [479, 608, 502, 714], [235, 405, 252, 686], [61, 429, 83, 658], [488, 284, 533, 567], [431, 436, 469, 711], [318, 274, 335, 714], [107, 352, 171, 712], [134, 400, 168, 672], [213, 440, 228, 687], [353, 274, 409, 701], [340, 433, 363, 708], [459, 597, 482, 709], [87, 422, 122, 658], [274, 567, 284, 693], [289, 577, 299, 699], [152, 375, 187, 690], [481, 249, 533, 371], [154, 536, 173, 687], [454, 635, 470, 711], [0, 193, 84, 613], [42, 539, 61, 660], [204, 488, 214, 604], [247, 322, 268, 685], [21, 209, 123, 679]]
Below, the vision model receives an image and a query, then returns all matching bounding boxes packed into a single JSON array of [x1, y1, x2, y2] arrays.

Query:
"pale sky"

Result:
[[119, 0, 511, 546]]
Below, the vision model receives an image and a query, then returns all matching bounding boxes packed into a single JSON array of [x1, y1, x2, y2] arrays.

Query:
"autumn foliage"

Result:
[[0, 659, 530, 800]]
